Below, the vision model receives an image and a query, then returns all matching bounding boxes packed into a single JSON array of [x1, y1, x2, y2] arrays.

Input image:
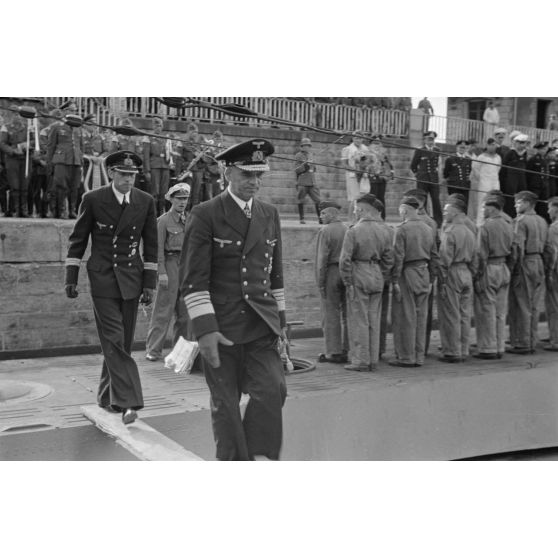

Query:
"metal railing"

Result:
[[427, 113, 558, 145], [45, 97, 409, 137]]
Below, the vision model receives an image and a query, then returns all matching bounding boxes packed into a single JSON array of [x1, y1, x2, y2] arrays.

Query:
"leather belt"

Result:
[[404, 259, 428, 267], [165, 251, 181, 256], [488, 256, 506, 263]]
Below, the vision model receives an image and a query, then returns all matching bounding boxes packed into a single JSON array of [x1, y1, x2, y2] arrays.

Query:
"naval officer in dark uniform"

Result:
[[180, 138, 287, 461], [64, 150, 158, 424]]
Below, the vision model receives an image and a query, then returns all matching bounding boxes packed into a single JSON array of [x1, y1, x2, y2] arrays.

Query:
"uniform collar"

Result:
[[227, 186, 253, 212], [111, 184, 131, 205]]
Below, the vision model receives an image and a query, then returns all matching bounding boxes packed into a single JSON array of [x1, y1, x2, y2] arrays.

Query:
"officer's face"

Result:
[[457, 144, 467, 155], [353, 137, 363, 147], [482, 202, 495, 219], [424, 136, 434, 147], [153, 120, 163, 134], [486, 142, 497, 154], [228, 167, 264, 201], [111, 170, 136, 194], [494, 134, 505, 144]]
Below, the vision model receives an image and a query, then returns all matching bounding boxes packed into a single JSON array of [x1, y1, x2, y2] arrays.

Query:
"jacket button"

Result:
[[130, 236, 133, 239], [242, 255, 246, 260], [114, 263, 118, 267], [128, 263, 132, 266], [262, 280, 267, 284], [264, 292, 268, 297], [243, 281, 248, 286], [113, 244, 117, 248], [244, 294, 249, 299], [265, 253, 269, 257], [114, 254, 117, 258], [242, 267, 247, 273]]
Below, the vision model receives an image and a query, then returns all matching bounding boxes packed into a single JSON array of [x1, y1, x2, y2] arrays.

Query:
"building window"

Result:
[[468, 99, 487, 121]]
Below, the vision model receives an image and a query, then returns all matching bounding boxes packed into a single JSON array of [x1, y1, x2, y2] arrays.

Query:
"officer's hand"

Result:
[[65, 284, 78, 298], [144, 171, 151, 182], [392, 283, 402, 302], [347, 285, 355, 301], [199, 331, 234, 369], [158, 274, 169, 288], [140, 288, 154, 305]]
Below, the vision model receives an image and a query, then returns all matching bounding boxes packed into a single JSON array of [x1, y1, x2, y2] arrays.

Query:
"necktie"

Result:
[[243, 203, 251, 219], [121, 196, 128, 211]]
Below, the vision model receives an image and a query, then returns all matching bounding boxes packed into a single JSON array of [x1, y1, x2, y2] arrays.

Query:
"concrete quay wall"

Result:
[[0, 219, 321, 355]]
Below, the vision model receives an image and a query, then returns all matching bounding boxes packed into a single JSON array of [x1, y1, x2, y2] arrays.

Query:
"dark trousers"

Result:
[[5, 158, 28, 216], [203, 332, 287, 461], [379, 282, 390, 356], [29, 173, 48, 217], [92, 296, 144, 411], [52, 164, 81, 216], [369, 176, 386, 219], [0, 168, 10, 215], [417, 180, 442, 227], [149, 168, 170, 215]]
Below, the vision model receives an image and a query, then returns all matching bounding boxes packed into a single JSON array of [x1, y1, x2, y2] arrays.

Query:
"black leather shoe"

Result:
[[388, 359, 417, 368], [473, 353, 499, 360], [505, 347, 532, 355], [122, 409, 138, 425], [438, 355, 464, 363]]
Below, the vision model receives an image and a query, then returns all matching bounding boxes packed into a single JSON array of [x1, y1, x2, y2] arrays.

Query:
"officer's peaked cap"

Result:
[[319, 200, 341, 211], [216, 138, 274, 172], [105, 150, 142, 174]]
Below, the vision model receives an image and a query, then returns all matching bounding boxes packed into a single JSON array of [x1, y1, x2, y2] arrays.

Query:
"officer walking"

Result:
[[339, 194, 394, 371], [315, 200, 349, 364], [443, 140, 473, 206], [473, 194, 514, 359], [46, 112, 84, 219], [437, 197, 477, 363], [145, 183, 191, 361], [142, 117, 171, 215], [410, 131, 442, 227], [64, 150, 158, 424], [543, 196, 558, 351], [390, 195, 439, 367], [0, 112, 29, 217], [507, 190, 548, 354], [180, 138, 287, 461], [294, 137, 321, 224]]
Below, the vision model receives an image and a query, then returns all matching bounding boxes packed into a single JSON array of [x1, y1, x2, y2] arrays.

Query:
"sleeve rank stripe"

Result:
[[184, 291, 215, 319], [65, 258, 81, 266], [144, 262, 158, 271]]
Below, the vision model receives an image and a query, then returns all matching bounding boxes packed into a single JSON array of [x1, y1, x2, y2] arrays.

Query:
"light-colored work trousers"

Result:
[[146, 254, 190, 357], [438, 264, 473, 358], [347, 287, 383, 367], [321, 265, 348, 356], [392, 262, 431, 365], [474, 261, 510, 354], [509, 255, 544, 350]]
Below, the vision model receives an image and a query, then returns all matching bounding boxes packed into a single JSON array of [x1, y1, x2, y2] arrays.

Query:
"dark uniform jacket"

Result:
[[443, 154, 472, 188], [410, 146, 440, 183], [46, 123, 84, 166], [65, 185, 158, 299], [142, 136, 170, 172], [547, 157, 558, 199], [501, 149, 528, 196], [526, 153, 547, 200], [294, 150, 316, 187], [0, 122, 28, 161], [180, 190, 286, 344]]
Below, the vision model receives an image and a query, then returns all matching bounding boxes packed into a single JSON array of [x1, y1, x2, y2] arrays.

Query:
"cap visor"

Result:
[[234, 163, 270, 172]]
